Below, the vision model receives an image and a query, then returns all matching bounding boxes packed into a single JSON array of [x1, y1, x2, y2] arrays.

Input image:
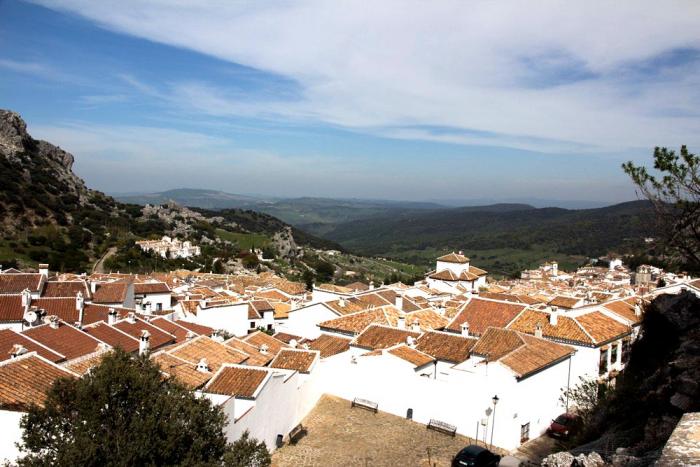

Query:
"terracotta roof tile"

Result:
[[23, 321, 105, 361], [41, 281, 89, 298], [446, 299, 526, 336], [92, 282, 129, 304], [30, 298, 80, 323], [205, 365, 269, 398], [133, 282, 170, 294], [437, 252, 470, 264], [415, 330, 476, 364], [602, 299, 642, 325], [507, 309, 593, 345], [113, 317, 176, 350], [575, 311, 631, 344], [152, 352, 211, 389], [0, 329, 65, 363], [224, 337, 274, 367], [269, 348, 318, 373], [319, 306, 402, 336], [168, 336, 248, 372], [351, 324, 421, 351], [404, 309, 449, 331], [306, 334, 350, 358], [241, 331, 288, 357], [387, 345, 434, 367], [64, 350, 108, 375], [82, 322, 139, 352], [0, 354, 76, 411], [172, 319, 214, 336], [0, 295, 24, 322], [0, 273, 43, 294]]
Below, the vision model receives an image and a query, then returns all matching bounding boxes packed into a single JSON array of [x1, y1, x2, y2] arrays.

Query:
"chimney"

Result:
[[395, 293, 404, 311], [76, 291, 85, 324], [411, 319, 421, 333], [397, 316, 406, 329], [108, 308, 118, 325], [139, 330, 151, 356], [259, 344, 269, 355], [535, 322, 543, 338], [634, 301, 642, 317], [38, 264, 49, 278], [406, 336, 416, 348], [48, 315, 59, 330], [196, 358, 209, 373], [549, 307, 558, 326], [185, 331, 196, 340], [458, 250, 463, 256], [302, 343, 310, 350], [90, 281, 98, 294], [289, 339, 298, 349], [21, 289, 31, 310], [9, 344, 27, 359], [369, 281, 375, 291], [338, 297, 346, 307], [127, 312, 137, 324], [460, 321, 470, 337]]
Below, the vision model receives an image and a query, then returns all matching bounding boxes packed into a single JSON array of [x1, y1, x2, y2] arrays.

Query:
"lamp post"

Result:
[[490, 395, 499, 450]]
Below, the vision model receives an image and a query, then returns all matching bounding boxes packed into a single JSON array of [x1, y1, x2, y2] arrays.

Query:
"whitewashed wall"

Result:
[[0, 410, 24, 463]]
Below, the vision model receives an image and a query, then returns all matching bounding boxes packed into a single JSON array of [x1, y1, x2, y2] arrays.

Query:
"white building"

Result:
[[426, 252, 488, 294], [136, 236, 201, 259]]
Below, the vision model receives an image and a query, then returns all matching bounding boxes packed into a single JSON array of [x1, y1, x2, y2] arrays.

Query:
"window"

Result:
[[267, 324, 273, 331], [156, 303, 162, 312], [520, 423, 530, 443], [250, 321, 256, 329], [599, 349, 608, 375], [610, 345, 618, 364], [621, 339, 631, 364]]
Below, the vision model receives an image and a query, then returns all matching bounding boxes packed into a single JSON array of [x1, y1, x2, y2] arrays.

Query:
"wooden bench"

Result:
[[351, 397, 378, 413], [288, 423, 307, 444], [427, 418, 457, 437]]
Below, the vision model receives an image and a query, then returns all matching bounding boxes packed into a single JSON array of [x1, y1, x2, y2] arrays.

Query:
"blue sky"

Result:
[[2, 1, 699, 205]]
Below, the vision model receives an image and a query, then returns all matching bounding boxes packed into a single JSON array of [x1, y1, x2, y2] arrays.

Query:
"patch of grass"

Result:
[[215, 229, 270, 250]]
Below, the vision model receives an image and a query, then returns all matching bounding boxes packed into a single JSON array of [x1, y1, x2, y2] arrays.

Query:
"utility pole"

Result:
[[490, 395, 499, 450]]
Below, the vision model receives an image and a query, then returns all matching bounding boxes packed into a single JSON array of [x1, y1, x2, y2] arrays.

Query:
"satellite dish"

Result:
[[24, 311, 38, 324]]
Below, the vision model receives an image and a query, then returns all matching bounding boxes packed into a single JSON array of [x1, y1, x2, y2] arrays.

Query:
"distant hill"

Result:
[[115, 189, 449, 233], [0, 110, 340, 271], [322, 200, 656, 274]]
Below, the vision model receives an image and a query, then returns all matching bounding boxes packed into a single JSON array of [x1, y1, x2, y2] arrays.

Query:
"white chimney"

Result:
[[21, 289, 31, 309], [76, 291, 85, 324], [259, 343, 269, 355], [9, 344, 27, 359], [397, 316, 406, 329], [196, 358, 209, 373], [549, 307, 558, 326], [107, 308, 118, 325], [127, 312, 137, 324], [396, 293, 404, 311], [38, 264, 49, 278], [369, 281, 375, 291], [338, 297, 346, 307], [535, 322, 543, 338], [185, 331, 196, 340], [48, 316, 59, 330], [406, 336, 417, 348], [460, 322, 470, 337], [411, 320, 421, 333], [634, 302, 642, 317], [289, 339, 298, 348], [302, 343, 310, 350], [90, 281, 98, 294], [139, 330, 151, 356]]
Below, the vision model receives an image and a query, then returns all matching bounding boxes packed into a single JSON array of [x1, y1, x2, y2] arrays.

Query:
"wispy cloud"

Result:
[[27, 0, 700, 153]]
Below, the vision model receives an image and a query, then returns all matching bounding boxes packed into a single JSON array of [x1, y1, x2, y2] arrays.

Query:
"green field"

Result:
[[386, 246, 586, 278], [215, 229, 271, 250]]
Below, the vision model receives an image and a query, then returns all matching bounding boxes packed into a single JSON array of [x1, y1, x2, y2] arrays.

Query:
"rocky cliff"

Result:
[[545, 290, 700, 466]]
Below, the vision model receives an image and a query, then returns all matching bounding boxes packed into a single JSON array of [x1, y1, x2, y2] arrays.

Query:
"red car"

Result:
[[547, 413, 581, 439]]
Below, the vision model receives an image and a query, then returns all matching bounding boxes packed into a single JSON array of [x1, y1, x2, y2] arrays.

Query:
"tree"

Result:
[[18, 349, 270, 466], [623, 146, 700, 271], [302, 269, 315, 291], [559, 377, 608, 427], [223, 431, 271, 467], [315, 261, 335, 282]]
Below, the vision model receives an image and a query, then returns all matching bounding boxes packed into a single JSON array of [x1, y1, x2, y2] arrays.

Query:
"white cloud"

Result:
[[27, 0, 700, 153]]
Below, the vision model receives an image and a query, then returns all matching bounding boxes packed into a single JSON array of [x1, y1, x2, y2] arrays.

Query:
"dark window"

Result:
[[599, 349, 608, 375], [621, 340, 631, 364], [250, 321, 255, 328], [520, 422, 530, 443], [610, 344, 618, 364], [156, 303, 162, 312], [267, 324, 273, 331]]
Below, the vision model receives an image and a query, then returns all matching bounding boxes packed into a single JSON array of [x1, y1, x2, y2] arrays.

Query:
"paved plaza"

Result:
[[272, 395, 504, 467]]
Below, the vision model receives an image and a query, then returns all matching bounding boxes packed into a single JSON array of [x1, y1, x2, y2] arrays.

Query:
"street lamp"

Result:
[[490, 395, 499, 450]]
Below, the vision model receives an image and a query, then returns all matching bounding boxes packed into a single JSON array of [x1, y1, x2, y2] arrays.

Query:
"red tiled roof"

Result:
[[351, 324, 420, 350], [82, 322, 139, 353], [0, 295, 23, 322], [30, 298, 79, 323], [0, 354, 76, 411], [172, 319, 214, 337], [205, 365, 269, 398], [92, 282, 129, 304], [134, 282, 171, 295], [306, 334, 350, 358], [113, 317, 176, 350], [0, 273, 43, 294], [23, 322, 105, 361], [41, 281, 89, 298], [415, 330, 476, 364], [269, 349, 318, 373], [387, 345, 434, 367], [437, 252, 470, 264], [446, 298, 526, 336], [0, 329, 65, 363]]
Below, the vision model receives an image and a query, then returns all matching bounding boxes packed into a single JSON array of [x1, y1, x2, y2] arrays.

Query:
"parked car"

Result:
[[452, 445, 501, 467], [547, 413, 581, 439]]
